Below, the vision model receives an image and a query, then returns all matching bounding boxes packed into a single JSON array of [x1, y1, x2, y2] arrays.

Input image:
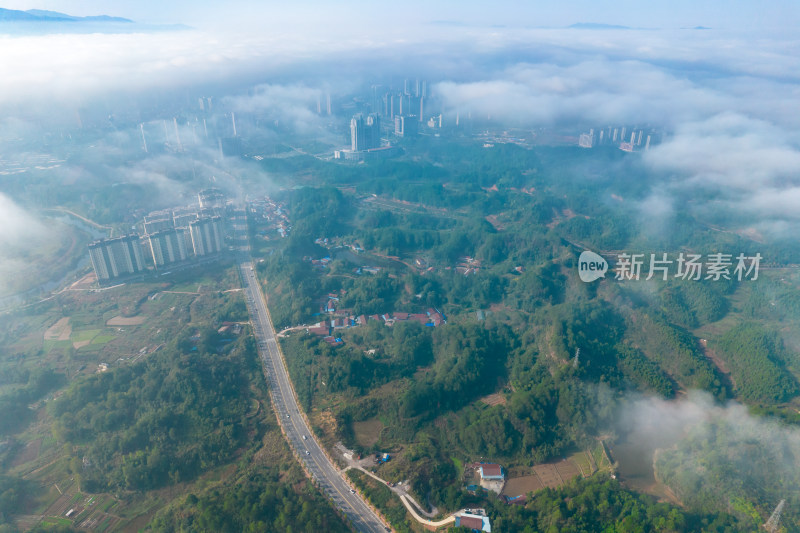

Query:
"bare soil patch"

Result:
[[485, 215, 505, 231], [11, 438, 42, 467], [502, 475, 543, 497], [533, 463, 562, 488], [503, 458, 583, 498], [480, 393, 507, 406], [555, 459, 580, 482], [699, 341, 737, 389], [70, 272, 96, 289]]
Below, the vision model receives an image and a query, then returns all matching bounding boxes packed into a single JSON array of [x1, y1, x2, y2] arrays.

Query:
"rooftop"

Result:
[[480, 464, 503, 478]]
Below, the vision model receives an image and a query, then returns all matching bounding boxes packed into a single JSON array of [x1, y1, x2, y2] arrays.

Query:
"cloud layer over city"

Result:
[[1, 10, 799, 287]]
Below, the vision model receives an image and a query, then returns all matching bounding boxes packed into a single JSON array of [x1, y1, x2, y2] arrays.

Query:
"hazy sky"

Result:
[[2, 0, 800, 31]]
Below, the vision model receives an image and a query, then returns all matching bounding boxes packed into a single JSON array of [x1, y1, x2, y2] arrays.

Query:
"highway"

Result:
[[230, 208, 389, 533]]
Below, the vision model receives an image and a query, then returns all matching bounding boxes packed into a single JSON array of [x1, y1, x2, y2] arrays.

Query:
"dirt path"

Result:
[[347, 465, 443, 521], [399, 495, 455, 528], [698, 340, 737, 389]]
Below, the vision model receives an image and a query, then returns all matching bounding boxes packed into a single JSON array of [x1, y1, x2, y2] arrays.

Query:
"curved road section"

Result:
[[232, 209, 389, 533]]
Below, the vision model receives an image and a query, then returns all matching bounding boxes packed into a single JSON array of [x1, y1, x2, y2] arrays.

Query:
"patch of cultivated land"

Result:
[[503, 475, 543, 496], [570, 451, 594, 477], [44, 317, 71, 341], [555, 459, 580, 480], [502, 458, 584, 498], [533, 463, 563, 488], [106, 315, 146, 326]]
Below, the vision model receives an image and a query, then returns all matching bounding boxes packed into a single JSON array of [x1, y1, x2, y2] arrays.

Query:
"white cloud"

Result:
[[0, 192, 46, 248], [646, 113, 800, 190], [618, 391, 800, 516], [435, 58, 727, 126], [224, 84, 325, 134]]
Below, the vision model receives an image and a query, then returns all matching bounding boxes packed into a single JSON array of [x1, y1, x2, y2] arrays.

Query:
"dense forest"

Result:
[[714, 323, 798, 404], [148, 464, 350, 533], [0, 475, 26, 528]]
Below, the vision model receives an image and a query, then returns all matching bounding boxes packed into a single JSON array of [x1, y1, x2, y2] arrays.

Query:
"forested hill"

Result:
[[250, 139, 800, 531]]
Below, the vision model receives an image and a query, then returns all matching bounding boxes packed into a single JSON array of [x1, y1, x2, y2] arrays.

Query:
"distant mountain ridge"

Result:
[[568, 22, 632, 30], [0, 7, 132, 23]]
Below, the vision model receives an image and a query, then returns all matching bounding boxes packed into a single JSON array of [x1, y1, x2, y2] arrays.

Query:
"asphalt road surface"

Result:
[[231, 208, 389, 533]]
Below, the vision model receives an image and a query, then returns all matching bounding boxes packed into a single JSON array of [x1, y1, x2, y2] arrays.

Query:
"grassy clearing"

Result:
[[353, 418, 384, 448], [91, 334, 116, 345], [71, 329, 101, 343], [592, 442, 612, 470], [43, 339, 72, 352], [100, 498, 117, 512]]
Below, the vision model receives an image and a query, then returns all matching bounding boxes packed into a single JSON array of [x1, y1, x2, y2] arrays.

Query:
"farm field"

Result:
[[502, 453, 594, 498]]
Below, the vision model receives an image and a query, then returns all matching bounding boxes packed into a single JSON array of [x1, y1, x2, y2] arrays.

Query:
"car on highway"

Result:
[[350, 489, 355, 493], [305, 450, 310, 455], [302, 435, 307, 440]]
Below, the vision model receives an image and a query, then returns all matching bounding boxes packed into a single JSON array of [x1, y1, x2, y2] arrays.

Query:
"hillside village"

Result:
[[306, 299, 446, 346]]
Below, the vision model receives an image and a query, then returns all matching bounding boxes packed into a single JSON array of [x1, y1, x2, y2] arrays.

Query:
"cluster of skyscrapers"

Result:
[[377, 79, 426, 121], [88, 235, 147, 282], [578, 126, 659, 151], [88, 189, 226, 283], [374, 79, 428, 138]]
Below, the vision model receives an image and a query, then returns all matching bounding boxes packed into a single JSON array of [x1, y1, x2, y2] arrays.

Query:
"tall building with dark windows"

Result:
[[189, 216, 224, 256], [367, 113, 380, 149], [350, 113, 381, 151], [148, 228, 189, 267], [88, 235, 146, 282], [394, 115, 418, 137]]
